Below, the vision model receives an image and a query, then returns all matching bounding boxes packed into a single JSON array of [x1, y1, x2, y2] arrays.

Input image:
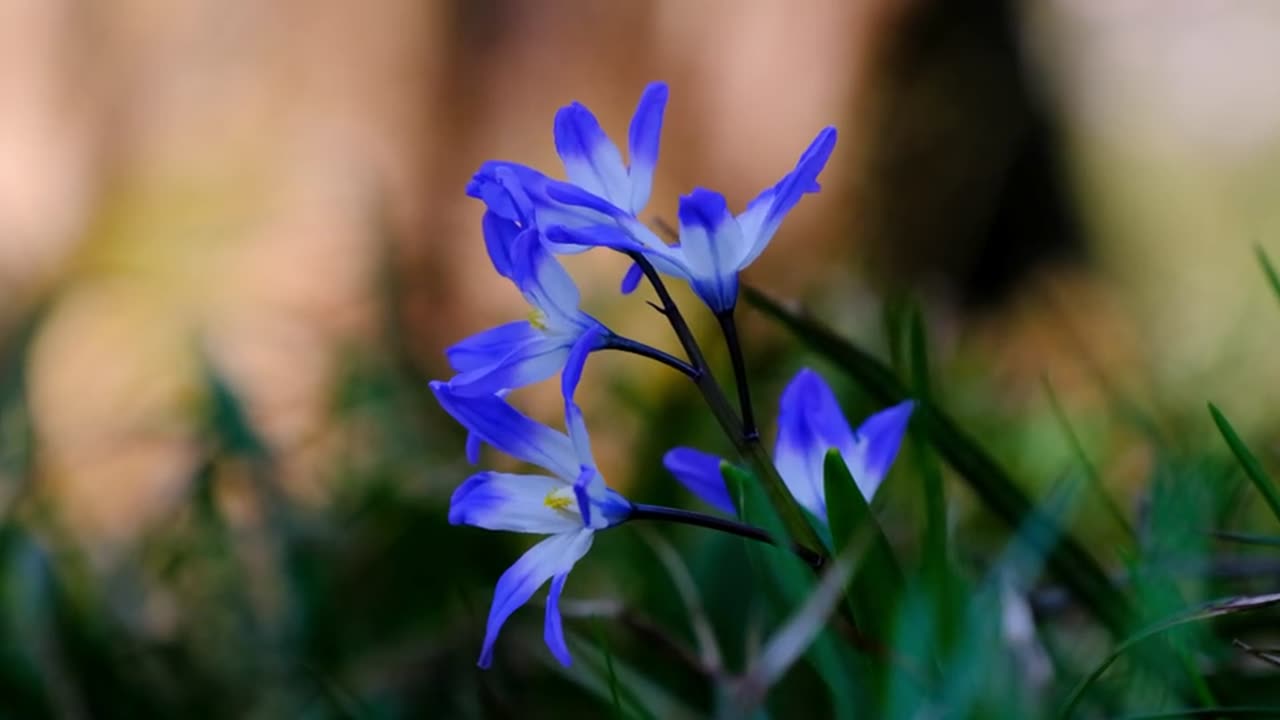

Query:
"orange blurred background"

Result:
[[4, 0, 1280, 555]]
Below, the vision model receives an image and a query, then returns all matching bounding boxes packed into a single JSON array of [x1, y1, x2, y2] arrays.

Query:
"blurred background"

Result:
[[2, 0, 1280, 716]]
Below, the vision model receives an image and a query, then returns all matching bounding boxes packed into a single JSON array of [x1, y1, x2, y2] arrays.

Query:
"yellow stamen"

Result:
[[528, 308, 548, 331], [543, 490, 574, 512]]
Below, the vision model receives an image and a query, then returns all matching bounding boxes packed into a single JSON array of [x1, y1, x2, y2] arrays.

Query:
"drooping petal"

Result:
[[543, 178, 629, 221], [544, 572, 574, 666], [772, 368, 857, 517], [619, 261, 645, 294], [481, 211, 523, 279], [677, 188, 744, 312], [735, 127, 838, 268], [564, 400, 597, 474], [466, 163, 524, 223], [431, 382, 578, 480], [626, 82, 669, 214], [470, 162, 611, 248], [512, 231, 582, 328], [446, 320, 542, 373], [573, 465, 596, 528], [465, 432, 482, 464], [561, 324, 607, 402], [554, 102, 630, 208], [663, 447, 735, 515], [446, 334, 570, 397], [842, 400, 914, 500], [449, 471, 582, 534], [478, 529, 594, 668]]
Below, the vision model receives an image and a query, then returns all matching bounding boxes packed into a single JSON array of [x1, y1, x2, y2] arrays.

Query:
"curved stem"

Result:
[[716, 309, 758, 441], [602, 335, 698, 379], [628, 503, 823, 569], [627, 252, 825, 556]]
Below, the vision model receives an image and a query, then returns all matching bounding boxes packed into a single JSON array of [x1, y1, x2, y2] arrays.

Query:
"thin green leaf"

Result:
[[1255, 244, 1280, 307], [907, 305, 951, 604], [1122, 709, 1280, 719], [823, 449, 904, 630], [1043, 376, 1135, 541], [1209, 404, 1280, 525], [1212, 531, 1280, 548], [744, 286, 1132, 637], [724, 464, 864, 720], [1057, 593, 1280, 719], [731, 547, 860, 717], [594, 620, 625, 720]]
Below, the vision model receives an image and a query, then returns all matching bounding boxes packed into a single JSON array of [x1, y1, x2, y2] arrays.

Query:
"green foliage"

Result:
[[1210, 403, 1280, 525], [744, 285, 1134, 637], [1, 265, 1279, 719]]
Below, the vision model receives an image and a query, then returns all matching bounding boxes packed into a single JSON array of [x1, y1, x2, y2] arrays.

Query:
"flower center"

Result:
[[528, 308, 549, 331], [543, 488, 576, 514]]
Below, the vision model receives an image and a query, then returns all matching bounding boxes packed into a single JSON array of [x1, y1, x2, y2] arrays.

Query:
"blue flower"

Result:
[[549, 127, 837, 313], [664, 368, 913, 519], [445, 222, 608, 398], [465, 82, 669, 253], [433, 383, 632, 668]]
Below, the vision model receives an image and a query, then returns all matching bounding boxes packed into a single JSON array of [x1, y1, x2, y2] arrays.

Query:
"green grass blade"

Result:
[[1043, 376, 1135, 541], [1056, 593, 1280, 719], [907, 305, 951, 587], [594, 620, 625, 720], [724, 464, 864, 720], [1255, 245, 1280, 306], [823, 449, 904, 630], [743, 286, 1132, 637], [1209, 403, 1280, 524]]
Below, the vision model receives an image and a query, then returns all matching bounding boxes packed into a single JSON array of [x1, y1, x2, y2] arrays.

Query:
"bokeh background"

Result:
[[3, 0, 1280, 716]]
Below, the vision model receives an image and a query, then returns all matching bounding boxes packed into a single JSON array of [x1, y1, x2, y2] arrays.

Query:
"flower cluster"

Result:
[[434, 81, 914, 669]]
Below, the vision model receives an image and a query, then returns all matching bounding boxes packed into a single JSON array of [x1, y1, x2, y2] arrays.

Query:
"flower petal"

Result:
[[481, 211, 523, 279], [544, 572, 574, 666], [626, 82, 668, 214], [843, 400, 914, 500], [772, 368, 856, 518], [513, 231, 582, 327], [554, 102, 630, 209], [677, 188, 744, 312], [561, 324, 606, 402], [446, 320, 542, 374], [471, 162, 611, 247], [446, 334, 569, 397], [449, 471, 581, 534], [564, 400, 597, 473], [431, 382, 578, 479], [478, 529, 594, 668], [663, 447, 736, 515], [736, 127, 837, 268], [619, 261, 645, 294]]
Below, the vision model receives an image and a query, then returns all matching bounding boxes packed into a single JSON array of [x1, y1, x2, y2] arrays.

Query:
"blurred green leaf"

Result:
[[1255, 245, 1280, 308], [823, 449, 903, 632], [1209, 404, 1280, 525], [724, 464, 863, 720], [1043, 376, 1135, 541], [1057, 593, 1280, 719], [744, 286, 1133, 637]]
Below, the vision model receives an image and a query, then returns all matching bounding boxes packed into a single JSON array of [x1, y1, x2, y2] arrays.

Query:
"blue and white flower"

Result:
[[548, 127, 837, 313], [465, 82, 669, 254], [664, 368, 913, 519], [434, 383, 632, 668], [445, 220, 608, 398]]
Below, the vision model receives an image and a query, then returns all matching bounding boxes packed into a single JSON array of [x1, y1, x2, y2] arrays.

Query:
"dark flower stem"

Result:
[[716, 310, 758, 441], [628, 503, 823, 570], [603, 335, 698, 379], [626, 252, 825, 556]]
